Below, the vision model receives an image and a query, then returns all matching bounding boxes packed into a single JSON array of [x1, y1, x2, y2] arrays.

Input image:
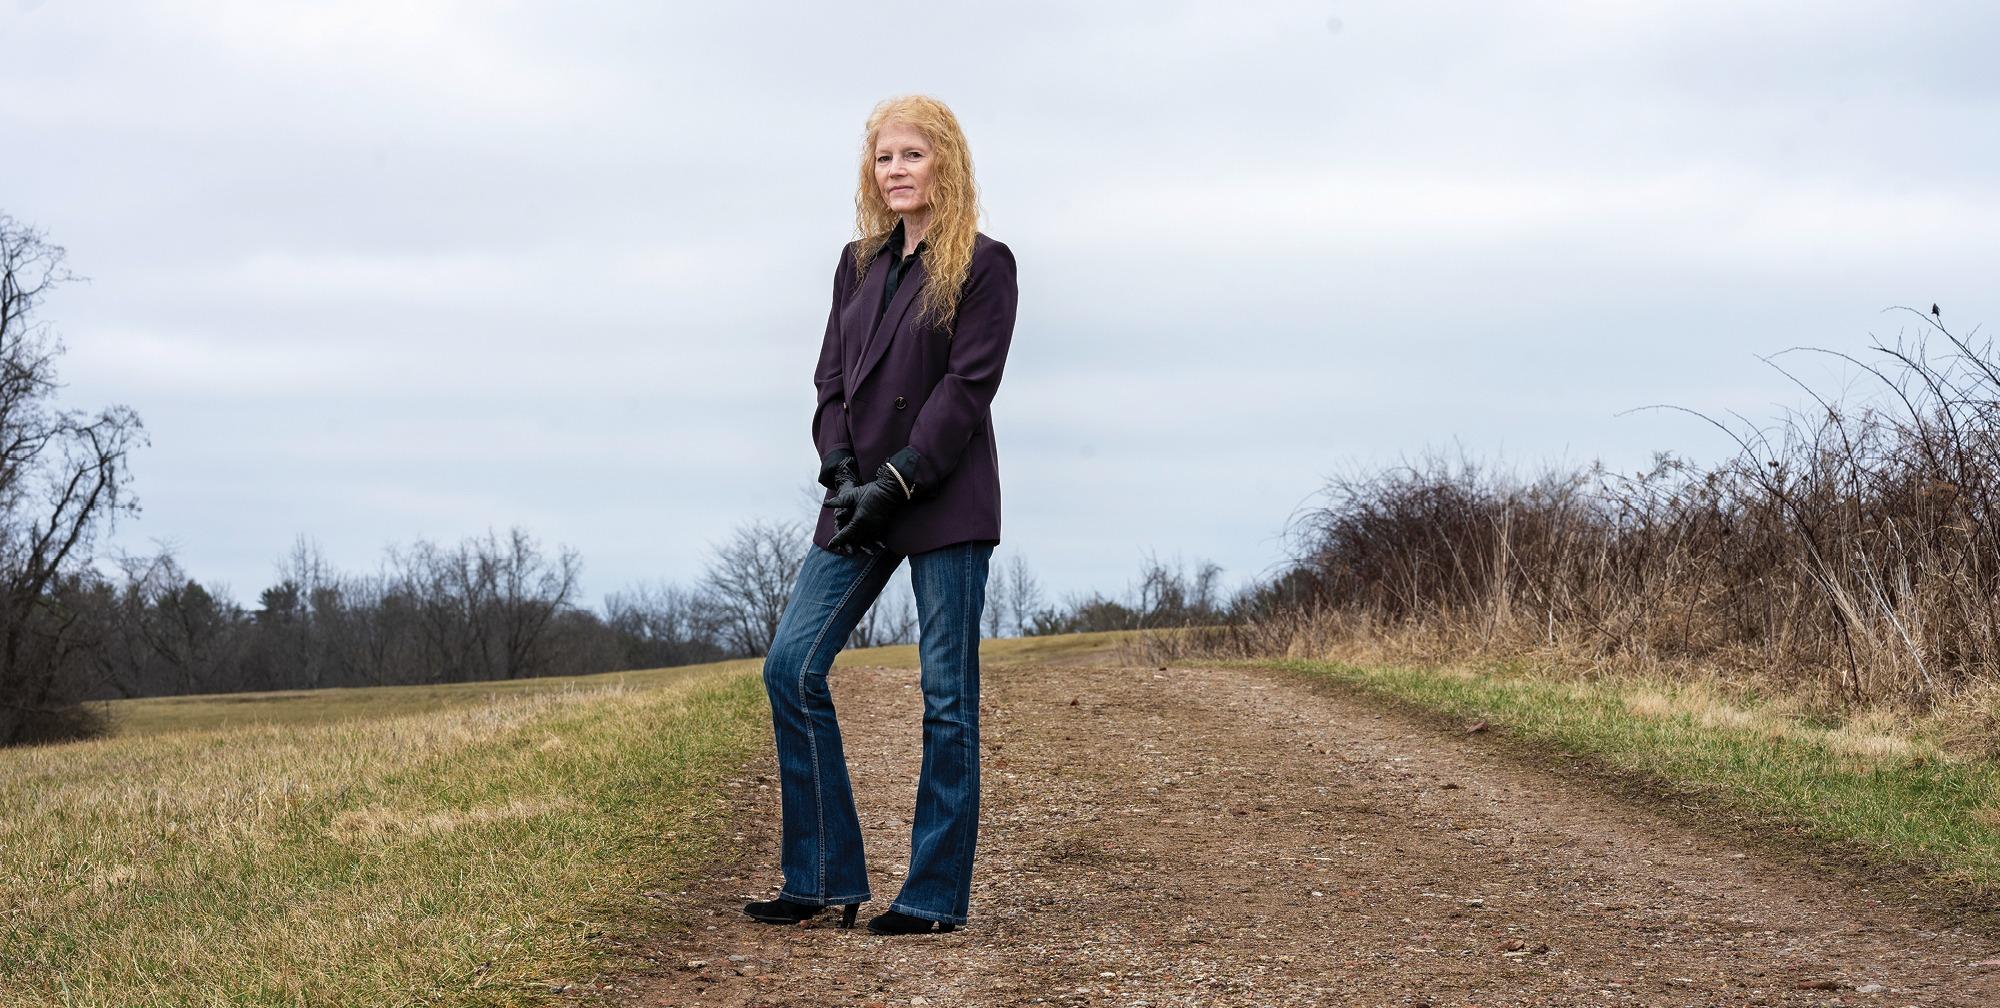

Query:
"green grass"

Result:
[[1230, 654, 2000, 905]]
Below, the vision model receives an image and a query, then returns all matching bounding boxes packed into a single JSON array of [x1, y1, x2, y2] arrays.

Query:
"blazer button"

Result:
[[894, 395, 907, 410], [841, 400, 848, 412]]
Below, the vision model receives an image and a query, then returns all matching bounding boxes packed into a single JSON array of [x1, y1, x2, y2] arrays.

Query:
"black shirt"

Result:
[[876, 218, 928, 326]]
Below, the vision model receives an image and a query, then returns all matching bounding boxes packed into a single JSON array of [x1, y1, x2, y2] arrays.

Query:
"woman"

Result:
[[742, 94, 1018, 936]]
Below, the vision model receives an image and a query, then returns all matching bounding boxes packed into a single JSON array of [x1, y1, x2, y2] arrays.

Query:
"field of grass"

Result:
[[0, 632, 1133, 1007], [33, 623, 1993, 1003], [97, 629, 1132, 741], [1233, 653, 2000, 910], [2, 658, 779, 1007]]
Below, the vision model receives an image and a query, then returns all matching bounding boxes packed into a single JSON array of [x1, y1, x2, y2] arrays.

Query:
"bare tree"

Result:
[[701, 517, 809, 656], [90, 547, 180, 697], [983, 559, 1010, 638], [0, 215, 146, 744], [603, 578, 723, 669], [852, 575, 916, 648], [248, 535, 336, 690], [125, 552, 239, 693], [1136, 550, 1224, 628], [492, 527, 581, 679], [317, 561, 406, 688], [390, 537, 482, 683], [1003, 553, 1043, 637], [385, 527, 581, 682]]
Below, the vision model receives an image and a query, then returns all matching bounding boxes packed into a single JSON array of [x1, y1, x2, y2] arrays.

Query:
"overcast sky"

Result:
[[4, 1, 1996, 615]]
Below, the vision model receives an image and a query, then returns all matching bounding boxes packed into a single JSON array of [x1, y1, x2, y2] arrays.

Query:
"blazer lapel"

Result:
[[849, 253, 927, 399], [840, 254, 886, 395]]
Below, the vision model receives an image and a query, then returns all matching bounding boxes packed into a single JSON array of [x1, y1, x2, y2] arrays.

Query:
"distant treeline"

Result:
[[61, 526, 1236, 702], [22, 523, 1232, 732]]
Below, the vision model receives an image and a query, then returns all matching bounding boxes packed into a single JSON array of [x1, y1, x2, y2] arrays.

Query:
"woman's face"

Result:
[[873, 121, 933, 216]]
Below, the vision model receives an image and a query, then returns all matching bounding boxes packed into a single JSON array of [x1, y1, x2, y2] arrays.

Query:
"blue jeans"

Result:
[[761, 538, 995, 925]]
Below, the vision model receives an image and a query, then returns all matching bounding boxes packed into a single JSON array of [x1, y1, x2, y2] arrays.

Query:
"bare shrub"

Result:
[[1151, 312, 2000, 746]]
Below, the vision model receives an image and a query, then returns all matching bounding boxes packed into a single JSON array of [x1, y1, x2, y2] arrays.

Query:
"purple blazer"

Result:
[[810, 232, 1018, 556]]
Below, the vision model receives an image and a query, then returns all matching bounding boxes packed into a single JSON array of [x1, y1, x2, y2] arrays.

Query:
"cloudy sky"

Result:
[[4, 1, 1996, 615]]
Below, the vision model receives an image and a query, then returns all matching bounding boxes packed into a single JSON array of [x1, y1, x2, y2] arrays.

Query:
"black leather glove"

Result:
[[824, 447, 927, 555], [817, 449, 861, 533]]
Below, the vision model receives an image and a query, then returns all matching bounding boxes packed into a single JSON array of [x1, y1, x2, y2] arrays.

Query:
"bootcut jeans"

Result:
[[761, 538, 995, 926]]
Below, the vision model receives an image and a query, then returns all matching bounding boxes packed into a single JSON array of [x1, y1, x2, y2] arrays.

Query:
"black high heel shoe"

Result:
[[742, 896, 861, 928], [865, 908, 958, 935]]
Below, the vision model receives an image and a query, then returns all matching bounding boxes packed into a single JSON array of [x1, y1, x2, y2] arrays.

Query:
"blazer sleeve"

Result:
[[811, 243, 855, 460], [898, 239, 1017, 492]]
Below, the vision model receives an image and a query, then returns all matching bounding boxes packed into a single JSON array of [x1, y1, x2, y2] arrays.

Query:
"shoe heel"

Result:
[[938, 922, 957, 933], [839, 903, 859, 929]]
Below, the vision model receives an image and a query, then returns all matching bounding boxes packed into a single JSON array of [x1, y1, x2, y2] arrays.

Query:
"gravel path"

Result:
[[602, 658, 2000, 1007]]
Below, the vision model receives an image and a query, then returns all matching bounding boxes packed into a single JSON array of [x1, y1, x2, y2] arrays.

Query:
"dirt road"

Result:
[[604, 656, 2000, 1006]]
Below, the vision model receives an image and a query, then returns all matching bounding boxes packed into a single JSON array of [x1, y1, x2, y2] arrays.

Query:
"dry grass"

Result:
[[0, 634, 1124, 1007], [0, 661, 770, 1007], [1215, 320, 2000, 752]]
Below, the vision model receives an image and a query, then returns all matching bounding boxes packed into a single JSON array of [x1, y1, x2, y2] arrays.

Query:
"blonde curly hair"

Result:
[[849, 94, 983, 333]]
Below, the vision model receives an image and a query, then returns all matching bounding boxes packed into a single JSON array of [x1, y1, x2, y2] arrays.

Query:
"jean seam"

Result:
[[796, 550, 881, 898], [958, 543, 978, 919]]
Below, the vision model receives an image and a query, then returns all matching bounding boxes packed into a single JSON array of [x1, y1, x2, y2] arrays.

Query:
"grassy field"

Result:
[[4, 659, 778, 1007], [0, 632, 1131, 1007], [1233, 653, 2000, 913], [17, 625, 1994, 1004]]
